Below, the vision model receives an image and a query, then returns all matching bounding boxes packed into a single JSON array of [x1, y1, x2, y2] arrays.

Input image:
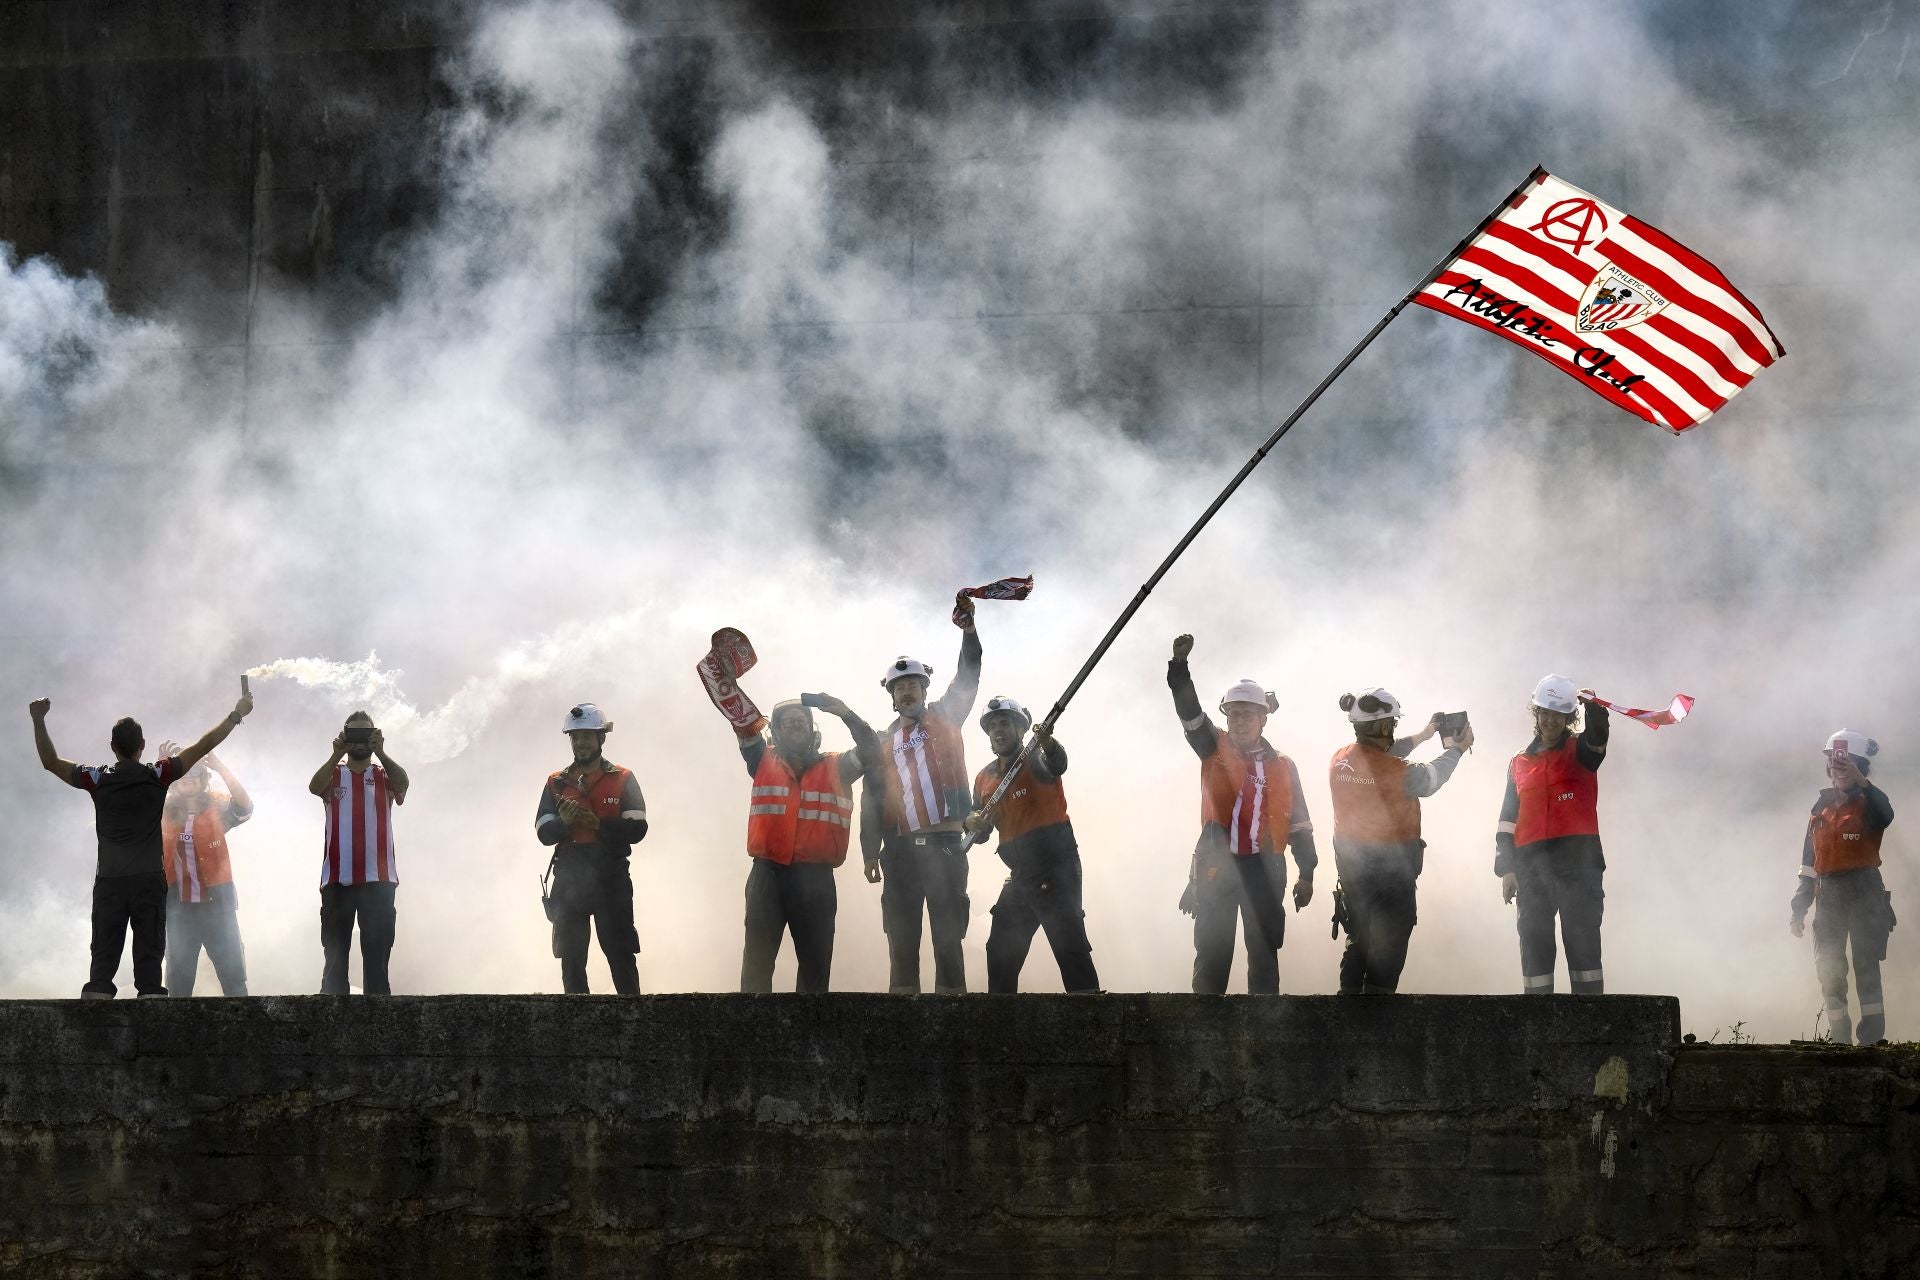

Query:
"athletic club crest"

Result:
[[1576, 263, 1670, 332]]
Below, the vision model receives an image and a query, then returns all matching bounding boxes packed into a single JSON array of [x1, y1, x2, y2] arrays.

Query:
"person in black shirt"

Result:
[[30, 688, 254, 998]]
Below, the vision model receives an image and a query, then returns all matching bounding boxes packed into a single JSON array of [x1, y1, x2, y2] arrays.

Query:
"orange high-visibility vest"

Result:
[[1509, 737, 1600, 847], [1329, 742, 1421, 844], [1200, 737, 1293, 856], [747, 750, 854, 866], [163, 804, 232, 903], [549, 763, 636, 846], [1809, 789, 1885, 875], [973, 757, 1069, 845]]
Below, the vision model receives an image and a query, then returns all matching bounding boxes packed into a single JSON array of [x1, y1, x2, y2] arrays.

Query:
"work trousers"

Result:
[[1813, 866, 1895, 1045], [880, 830, 970, 993], [320, 882, 398, 995], [1191, 848, 1289, 995], [985, 827, 1099, 993], [166, 883, 248, 996], [1513, 838, 1605, 994], [551, 847, 639, 994], [1335, 839, 1421, 995], [84, 871, 169, 998], [740, 858, 838, 993]]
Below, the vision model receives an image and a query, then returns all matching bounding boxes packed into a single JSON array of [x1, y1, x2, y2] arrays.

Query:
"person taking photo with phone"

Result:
[[718, 691, 877, 993], [1492, 675, 1608, 994], [29, 682, 254, 998], [1791, 730, 1896, 1045], [309, 710, 408, 994], [1327, 690, 1470, 995]]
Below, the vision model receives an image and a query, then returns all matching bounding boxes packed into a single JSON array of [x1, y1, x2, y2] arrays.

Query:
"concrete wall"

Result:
[[1, 994, 1914, 1278]]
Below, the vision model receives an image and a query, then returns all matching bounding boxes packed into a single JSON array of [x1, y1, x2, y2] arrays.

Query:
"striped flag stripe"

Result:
[[1461, 238, 1747, 408], [1435, 254, 1714, 425], [1415, 277, 1689, 428], [1596, 236, 1777, 371], [1645, 311, 1753, 390], [1621, 213, 1783, 356]]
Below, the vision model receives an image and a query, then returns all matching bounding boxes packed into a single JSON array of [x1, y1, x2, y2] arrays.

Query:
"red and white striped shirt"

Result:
[[320, 763, 403, 887]]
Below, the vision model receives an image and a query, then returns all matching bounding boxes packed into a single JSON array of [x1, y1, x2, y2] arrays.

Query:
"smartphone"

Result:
[[800, 693, 826, 709], [344, 726, 375, 746], [1438, 711, 1470, 739]]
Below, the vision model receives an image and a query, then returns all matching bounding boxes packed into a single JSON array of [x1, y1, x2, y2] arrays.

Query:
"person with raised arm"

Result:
[[30, 684, 253, 998], [1165, 634, 1316, 995]]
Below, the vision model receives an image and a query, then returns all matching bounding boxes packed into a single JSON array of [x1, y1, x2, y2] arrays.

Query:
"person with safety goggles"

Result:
[[1327, 689, 1471, 994], [1166, 633, 1316, 995], [962, 697, 1099, 993], [727, 690, 879, 993], [1791, 729, 1896, 1044]]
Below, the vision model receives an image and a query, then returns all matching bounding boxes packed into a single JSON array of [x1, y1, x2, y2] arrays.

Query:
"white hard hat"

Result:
[[562, 703, 611, 733], [1825, 728, 1879, 760], [881, 656, 933, 689], [979, 695, 1032, 733], [1343, 687, 1402, 724], [1219, 679, 1279, 715], [1531, 674, 1579, 714]]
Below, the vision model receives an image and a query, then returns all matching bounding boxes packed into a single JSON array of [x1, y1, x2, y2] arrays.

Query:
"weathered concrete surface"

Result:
[[0, 994, 1913, 1278]]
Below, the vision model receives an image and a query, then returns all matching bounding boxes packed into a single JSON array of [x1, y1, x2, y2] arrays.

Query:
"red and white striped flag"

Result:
[[1589, 692, 1695, 730], [1414, 168, 1783, 432]]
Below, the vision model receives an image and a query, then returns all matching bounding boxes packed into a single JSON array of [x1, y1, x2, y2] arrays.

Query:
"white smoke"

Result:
[[2, 0, 1915, 1041]]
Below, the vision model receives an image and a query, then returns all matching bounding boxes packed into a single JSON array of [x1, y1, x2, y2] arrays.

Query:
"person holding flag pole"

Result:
[[964, 166, 1778, 926]]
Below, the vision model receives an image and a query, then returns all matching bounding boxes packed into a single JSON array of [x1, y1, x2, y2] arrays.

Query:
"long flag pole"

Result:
[[967, 167, 1548, 844]]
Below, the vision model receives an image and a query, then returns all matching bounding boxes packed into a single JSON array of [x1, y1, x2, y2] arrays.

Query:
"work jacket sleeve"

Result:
[[1576, 702, 1609, 771], [606, 772, 649, 845], [1404, 747, 1464, 799], [859, 775, 883, 863], [221, 795, 254, 831], [837, 712, 880, 785], [1862, 781, 1895, 831], [933, 628, 984, 725], [1285, 758, 1318, 878], [1791, 797, 1820, 921], [535, 780, 566, 847], [1167, 659, 1218, 758], [1026, 737, 1068, 783], [1493, 770, 1520, 878], [738, 732, 767, 778]]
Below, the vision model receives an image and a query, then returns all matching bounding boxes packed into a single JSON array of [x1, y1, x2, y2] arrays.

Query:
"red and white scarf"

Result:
[[1589, 692, 1694, 730], [1229, 747, 1269, 855]]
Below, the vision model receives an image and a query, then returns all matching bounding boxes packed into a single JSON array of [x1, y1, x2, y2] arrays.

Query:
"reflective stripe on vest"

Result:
[[1329, 742, 1421, 844], [1199, 737, 1293, 857], [747, 749, 854, 866], [1509, 737, 1599, 847], [1810, 790, 1884, 875]]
